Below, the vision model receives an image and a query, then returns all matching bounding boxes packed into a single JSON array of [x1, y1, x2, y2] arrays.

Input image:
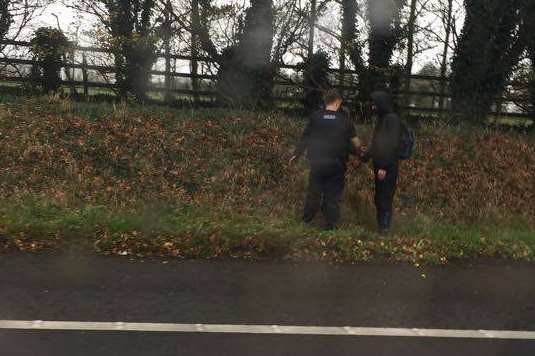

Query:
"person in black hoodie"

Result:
[[361, 91, 401, 233], [290, 90, 360, 230]]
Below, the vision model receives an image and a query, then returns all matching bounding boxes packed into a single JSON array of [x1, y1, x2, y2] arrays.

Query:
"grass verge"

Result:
[[0, 94, 534, 264]]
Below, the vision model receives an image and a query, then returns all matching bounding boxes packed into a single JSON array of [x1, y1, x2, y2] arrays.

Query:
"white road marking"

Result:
[[0, 320, 534, 340]]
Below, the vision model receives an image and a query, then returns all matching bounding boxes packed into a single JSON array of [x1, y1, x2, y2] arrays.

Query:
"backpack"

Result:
[[398, 121, 415, 160]]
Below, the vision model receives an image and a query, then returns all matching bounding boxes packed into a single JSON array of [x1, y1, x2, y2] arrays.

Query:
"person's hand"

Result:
[[289, 155, 298, 166], [349, 158, 361, 169], [359, 145, 369, 162], [351, 137, 361, 150], [377, 169, 387, 181]]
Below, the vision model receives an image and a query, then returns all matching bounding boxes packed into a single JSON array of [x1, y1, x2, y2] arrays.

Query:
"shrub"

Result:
[[29, 27, 71, 93], [301, 50, 331, 114], [103, 0, 158, 101], [449, 0, 525, 123], [215, 0, 275, 109]]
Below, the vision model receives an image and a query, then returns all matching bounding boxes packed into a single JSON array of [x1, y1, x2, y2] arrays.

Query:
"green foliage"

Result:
[[526, 2, 535, 117], [348, 0, 405, 121], [215, 0, 275, 109], [510, 63, 535, 116], [341, 0, 368, 116], [104, 0, 157, 101], [528, 63, 535, 118], [29, 27, 71, 93], [301, 50, 331, 114], [341, 0, 364, 74], [450, 0, 526, 123], [365, 0, 405, 91]]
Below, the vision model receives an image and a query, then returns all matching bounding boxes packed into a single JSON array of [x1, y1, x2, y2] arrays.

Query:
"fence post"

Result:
[[82, 53, 89, 98], [494, 97, 504, 124], [62, 50, 77, 96], [164, 47, 172, 103]]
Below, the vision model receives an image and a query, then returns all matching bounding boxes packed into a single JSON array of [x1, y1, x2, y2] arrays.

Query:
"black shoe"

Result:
[[303, 220, 314, 229], [378, 225, 389, 234], [377, 213, 390, 234], [325, 223, 337, 231], [303, 214, 315, 224]]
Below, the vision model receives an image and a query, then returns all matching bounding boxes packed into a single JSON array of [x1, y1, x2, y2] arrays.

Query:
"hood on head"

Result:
[[371, 91, 394, 116]]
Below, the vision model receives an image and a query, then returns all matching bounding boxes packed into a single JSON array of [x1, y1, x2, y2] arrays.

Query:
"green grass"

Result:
[[2, 195, 534, 264]]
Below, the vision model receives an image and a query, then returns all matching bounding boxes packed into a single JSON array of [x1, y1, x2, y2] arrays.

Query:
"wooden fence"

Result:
[[0, 39, 532, 121]]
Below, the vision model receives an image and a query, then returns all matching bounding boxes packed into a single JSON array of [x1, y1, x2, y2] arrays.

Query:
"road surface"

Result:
[[1, 253, 534, 355]]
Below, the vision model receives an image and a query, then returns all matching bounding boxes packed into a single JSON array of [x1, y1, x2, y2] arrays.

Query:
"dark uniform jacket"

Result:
[[294, 110, 357, 170]]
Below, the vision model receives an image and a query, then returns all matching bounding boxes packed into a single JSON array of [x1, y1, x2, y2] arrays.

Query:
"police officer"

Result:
[[290, 90, 360, 230], [361, 91, 402, 233]]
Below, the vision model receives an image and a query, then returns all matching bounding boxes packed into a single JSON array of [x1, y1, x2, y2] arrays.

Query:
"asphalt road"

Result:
[[1, 253, 535, 355]]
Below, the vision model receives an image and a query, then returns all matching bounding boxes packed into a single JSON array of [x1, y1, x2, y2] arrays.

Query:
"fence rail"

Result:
[[0, 40, 532, 120]]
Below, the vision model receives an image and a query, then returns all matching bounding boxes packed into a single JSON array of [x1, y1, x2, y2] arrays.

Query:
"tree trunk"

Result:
[[339, 43, 346, 88], [0, 0, 10, 42], [164, 0, 172, 103], [528, 47, 535, 118], [403, 0, 418, 112], [524, 2, 535, 119], [307, 0, 317, 60], [340, 0, 359, 97], [438, 0, 453, 114], [191, 0, 201, 106]]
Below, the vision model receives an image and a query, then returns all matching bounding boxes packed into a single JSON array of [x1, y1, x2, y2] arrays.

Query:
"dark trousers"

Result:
[[304, 160, 346, 228], [374, 163, 399, 229]]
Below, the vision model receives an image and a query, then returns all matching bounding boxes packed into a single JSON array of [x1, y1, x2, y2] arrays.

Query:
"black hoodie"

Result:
[[362, 91, 401, 169]]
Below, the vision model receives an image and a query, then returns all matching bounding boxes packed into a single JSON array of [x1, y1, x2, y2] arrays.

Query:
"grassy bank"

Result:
[[1, 95, 534, 264]]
